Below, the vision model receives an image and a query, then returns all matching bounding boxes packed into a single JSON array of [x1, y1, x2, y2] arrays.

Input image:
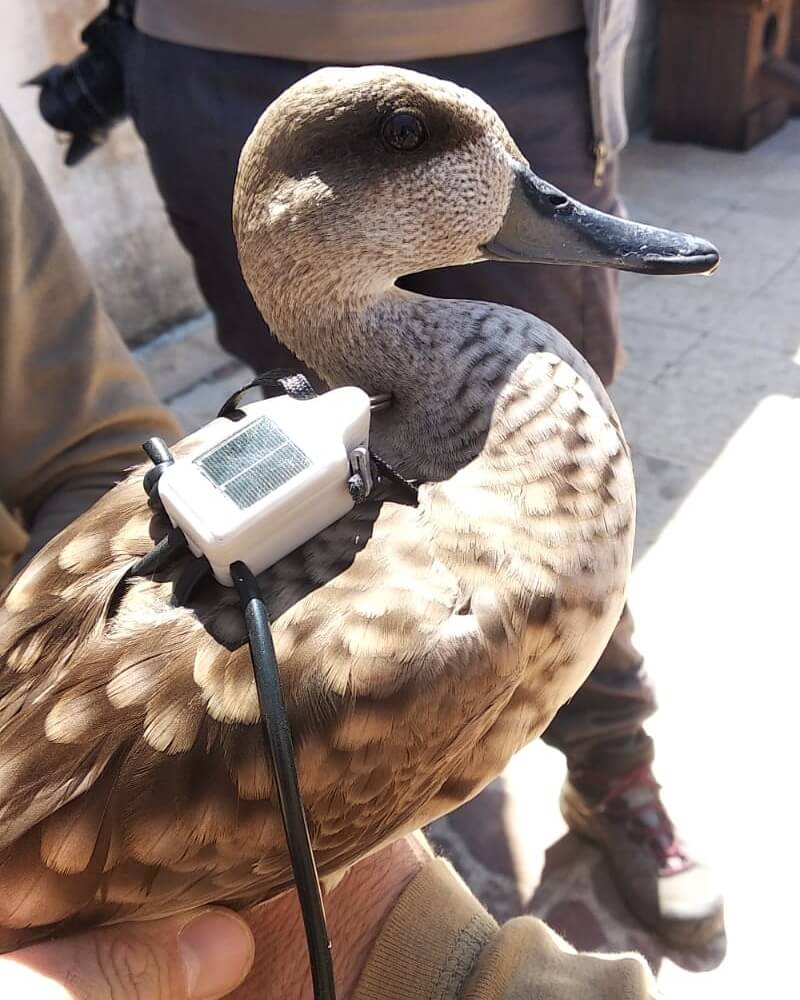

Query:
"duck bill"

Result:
[[482, 165, 719, 276]]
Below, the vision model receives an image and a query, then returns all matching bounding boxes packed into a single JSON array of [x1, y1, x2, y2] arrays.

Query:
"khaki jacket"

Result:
[[0, 109, 179, 589], [352, 857, 654, 1000]]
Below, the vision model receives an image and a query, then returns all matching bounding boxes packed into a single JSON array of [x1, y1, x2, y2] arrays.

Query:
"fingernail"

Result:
[[179, 909, 255, 999]]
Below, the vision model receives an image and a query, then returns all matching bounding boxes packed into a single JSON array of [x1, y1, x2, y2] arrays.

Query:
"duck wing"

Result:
[[0, 350, 633, 946]]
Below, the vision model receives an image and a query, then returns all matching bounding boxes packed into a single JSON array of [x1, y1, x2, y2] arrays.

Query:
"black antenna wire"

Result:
[[230, 561, 336, 1000]]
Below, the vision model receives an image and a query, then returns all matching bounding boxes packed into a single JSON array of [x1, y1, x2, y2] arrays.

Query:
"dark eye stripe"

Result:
[[381, 110, 427, 152]]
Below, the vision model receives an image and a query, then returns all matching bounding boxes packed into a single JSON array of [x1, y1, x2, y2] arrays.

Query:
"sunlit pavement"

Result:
[[139, 121, 800, 996]]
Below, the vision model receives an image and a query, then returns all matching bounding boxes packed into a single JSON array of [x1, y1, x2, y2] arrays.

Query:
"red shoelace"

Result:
[[585, 764, 694, 876]]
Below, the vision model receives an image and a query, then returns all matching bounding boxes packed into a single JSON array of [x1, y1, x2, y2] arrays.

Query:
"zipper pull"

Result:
[[593, 141, 609, 187]]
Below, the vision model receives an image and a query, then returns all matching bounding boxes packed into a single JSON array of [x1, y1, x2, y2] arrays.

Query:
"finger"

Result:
[[0, 908, 255, 1000]]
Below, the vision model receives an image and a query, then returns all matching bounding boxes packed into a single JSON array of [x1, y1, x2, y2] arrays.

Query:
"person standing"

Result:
[[124, 0, 723, 945]]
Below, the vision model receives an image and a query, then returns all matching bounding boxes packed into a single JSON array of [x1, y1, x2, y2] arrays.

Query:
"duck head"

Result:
[[234, 65, 718, 352]]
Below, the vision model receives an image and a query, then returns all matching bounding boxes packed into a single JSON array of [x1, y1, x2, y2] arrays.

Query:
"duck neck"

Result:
[[269, 281, 579, 482], [268, 284, 428, 390]]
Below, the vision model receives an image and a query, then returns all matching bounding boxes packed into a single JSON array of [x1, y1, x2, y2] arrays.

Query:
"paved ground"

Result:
[[137, 122, 800, 997]]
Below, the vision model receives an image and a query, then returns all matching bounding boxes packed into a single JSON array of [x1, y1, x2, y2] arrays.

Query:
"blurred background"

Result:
[[1, 0, 663, 358], [2, 2, 799, 997]]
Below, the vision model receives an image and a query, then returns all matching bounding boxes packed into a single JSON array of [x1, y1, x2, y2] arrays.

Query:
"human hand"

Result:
[[0, 908, 255, 999], [230, 834, 432, 999]]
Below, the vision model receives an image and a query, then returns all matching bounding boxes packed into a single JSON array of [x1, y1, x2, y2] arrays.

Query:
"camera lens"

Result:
[[27, 8, 132, 165]]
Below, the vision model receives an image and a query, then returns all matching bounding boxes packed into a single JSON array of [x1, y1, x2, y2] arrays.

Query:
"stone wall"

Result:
[[1, 1, 660, 347], [0, 0, 204, 345]]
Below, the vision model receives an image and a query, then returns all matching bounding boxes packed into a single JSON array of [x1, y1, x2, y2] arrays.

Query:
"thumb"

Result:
[[0, 908, 255, 1000]]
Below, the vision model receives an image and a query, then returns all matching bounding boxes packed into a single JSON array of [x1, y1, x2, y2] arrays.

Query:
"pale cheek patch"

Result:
[[407, 139, 517, 264]]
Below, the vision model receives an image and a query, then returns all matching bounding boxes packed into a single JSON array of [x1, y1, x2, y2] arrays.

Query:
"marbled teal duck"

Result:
[[0, 66, 717, 948]]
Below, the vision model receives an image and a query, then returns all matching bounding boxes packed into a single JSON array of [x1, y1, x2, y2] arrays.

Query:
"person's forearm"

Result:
[[0, 108, 180, 579], [231, 834, 432, 1000]]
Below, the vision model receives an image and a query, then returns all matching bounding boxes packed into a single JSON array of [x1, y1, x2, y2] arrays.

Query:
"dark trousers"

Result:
[[126, 28, 656, 775]]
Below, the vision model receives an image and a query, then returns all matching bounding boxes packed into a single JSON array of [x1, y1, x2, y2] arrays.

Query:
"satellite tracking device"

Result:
[[157, 387, 372, 585]]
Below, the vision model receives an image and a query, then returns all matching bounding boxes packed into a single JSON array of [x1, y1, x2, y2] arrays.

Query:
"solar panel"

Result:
[[195, 416, 311, 510]]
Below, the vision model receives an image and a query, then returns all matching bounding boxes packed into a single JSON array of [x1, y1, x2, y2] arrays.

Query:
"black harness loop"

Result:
[[217, 370, 317, 419]]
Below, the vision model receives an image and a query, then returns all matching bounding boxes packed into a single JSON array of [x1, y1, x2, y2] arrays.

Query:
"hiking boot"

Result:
[[561, 764, 724, 947]]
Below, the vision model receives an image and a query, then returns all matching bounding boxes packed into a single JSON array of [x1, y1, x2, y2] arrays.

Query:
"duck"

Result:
[[0, 65, 718, 949]]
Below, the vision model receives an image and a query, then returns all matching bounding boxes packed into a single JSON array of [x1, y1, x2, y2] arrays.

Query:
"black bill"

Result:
[[482, 165, 720, 276]]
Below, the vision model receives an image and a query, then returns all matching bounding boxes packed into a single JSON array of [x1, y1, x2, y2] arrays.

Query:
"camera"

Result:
[[27, 2, 135, 166]]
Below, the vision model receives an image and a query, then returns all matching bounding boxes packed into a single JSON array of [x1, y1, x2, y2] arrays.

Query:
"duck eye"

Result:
[[381, 110, 427, 152]]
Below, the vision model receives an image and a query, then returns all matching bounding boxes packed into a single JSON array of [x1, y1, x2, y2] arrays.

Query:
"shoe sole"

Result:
[[560, 782, 725, 949]]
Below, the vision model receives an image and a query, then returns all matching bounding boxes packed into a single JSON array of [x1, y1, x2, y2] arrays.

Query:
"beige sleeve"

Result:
[[354, 858, 654, 1000], [0, 108, 181, 572]]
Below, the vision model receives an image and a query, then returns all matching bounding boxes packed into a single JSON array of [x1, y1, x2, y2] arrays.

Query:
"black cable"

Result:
[[142, 437, 173, 467], [230, 561, 336, 1000], [171, 556, 211, 607], [128, 527, 188, 578], [141, 436, 175, 510]]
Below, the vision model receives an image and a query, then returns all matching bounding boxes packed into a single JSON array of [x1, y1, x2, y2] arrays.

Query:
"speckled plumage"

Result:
[[0, 67, 634, 949]]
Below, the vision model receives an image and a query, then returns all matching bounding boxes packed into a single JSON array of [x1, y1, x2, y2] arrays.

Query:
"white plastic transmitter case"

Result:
[[158, 387, 371, 586]]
